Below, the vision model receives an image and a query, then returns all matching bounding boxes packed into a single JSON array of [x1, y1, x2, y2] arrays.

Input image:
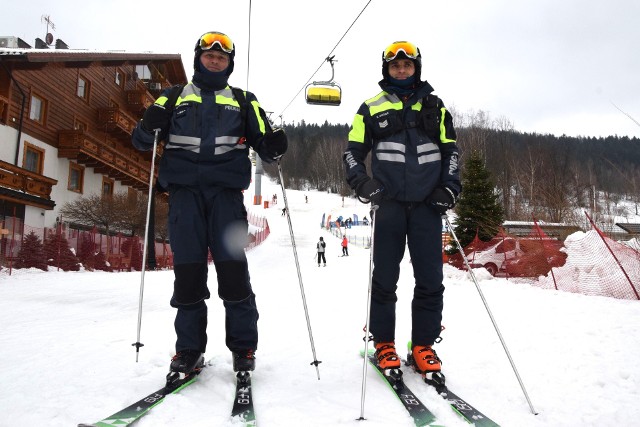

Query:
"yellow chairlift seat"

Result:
[[305, 56, 342, 106], [306, 83, 342, 106]]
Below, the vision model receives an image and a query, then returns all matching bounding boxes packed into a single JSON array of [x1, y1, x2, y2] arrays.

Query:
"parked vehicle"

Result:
[[501, 247, 567, 277], [468, 238, 523, 276], [468, 237, 565, 277]]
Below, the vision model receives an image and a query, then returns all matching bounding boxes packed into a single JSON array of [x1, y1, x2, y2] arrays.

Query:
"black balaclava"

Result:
[[192, 31, 235, 91], [382, 51, 421, 83], [380, 43, 423, 96]]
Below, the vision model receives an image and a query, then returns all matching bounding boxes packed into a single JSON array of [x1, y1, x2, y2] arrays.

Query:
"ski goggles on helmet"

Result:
[[383, 41, 420, 62], [199, 32, 234, 53]]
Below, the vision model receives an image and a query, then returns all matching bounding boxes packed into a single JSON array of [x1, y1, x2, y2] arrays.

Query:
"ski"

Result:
[[404, 345, 500, 426], [78, 370, 201, 427], [361, 350, 442, 427], [231, 371, 256, 426]]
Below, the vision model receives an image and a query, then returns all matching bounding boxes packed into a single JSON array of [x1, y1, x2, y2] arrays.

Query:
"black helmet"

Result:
[[194, 31, 235, 75], [381, 40, 422, 81]]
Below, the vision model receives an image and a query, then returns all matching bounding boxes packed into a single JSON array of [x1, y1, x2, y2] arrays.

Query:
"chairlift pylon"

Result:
[[305, 56, 342, 106]]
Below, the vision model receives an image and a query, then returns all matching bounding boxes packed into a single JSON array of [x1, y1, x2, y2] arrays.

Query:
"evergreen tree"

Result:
[[15, 231, 48, 271], [76, 233, 109, 271], [43, 230, 80, 271], [453, 150, 505, 249]]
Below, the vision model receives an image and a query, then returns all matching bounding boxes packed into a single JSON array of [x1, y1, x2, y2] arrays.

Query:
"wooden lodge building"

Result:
[[0, 37, 187, 238]]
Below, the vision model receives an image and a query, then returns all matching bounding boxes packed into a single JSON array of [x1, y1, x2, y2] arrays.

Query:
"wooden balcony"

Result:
[[125, 89, 155, 113], [0, 159, 58, 208], [58, 130, 153, 191], [97, 107, 137, 137]]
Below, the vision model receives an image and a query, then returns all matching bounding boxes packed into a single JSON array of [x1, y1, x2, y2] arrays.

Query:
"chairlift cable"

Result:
[[277, 0, 373, 120]]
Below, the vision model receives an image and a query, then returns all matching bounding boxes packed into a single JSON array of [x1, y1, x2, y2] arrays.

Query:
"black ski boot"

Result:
[[232, 349, 256, 372], [166, 350, 204, 387], [170, 349, 204, 374]]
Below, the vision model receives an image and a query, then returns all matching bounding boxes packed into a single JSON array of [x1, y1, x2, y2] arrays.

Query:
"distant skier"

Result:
[[341, 236, 349, 256], [317, 237, 327, 267]]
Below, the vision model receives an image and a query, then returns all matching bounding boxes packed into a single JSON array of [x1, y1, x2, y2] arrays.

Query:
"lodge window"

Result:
[[135, 65, 151, 80], [102, 177, 114, 196], [68, 163, 84, 193], [28, 93, 46, 124], [77, 76, 90, 100], [115, 68, 125, 89], [23, 142, 45, 174]]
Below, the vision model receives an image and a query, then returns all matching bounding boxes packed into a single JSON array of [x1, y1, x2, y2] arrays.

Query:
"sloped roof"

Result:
[[0, 47, 178, 62], [0, 47, 187, 84], [616, 223, 640, 234]]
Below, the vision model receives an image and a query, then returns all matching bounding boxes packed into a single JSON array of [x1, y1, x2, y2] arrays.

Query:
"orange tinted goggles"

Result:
[[383, 41, 419, 62], [199, 32, 234, 53]]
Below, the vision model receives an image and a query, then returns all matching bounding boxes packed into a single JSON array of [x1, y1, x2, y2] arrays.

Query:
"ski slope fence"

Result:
[[0, 211, 269, 276], [447, 213, 640, 300]]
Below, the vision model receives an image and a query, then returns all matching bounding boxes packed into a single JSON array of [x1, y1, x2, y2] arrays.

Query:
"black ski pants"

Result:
[[369, 199, 444, 346], [317, 252, 326, 265], [168, 186, 258, 354]]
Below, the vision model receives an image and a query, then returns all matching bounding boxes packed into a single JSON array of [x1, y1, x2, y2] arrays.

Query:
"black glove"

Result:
[[356, 178, 385, 203], [141, 104, 171, 133], [427, 186, 457, 215], [263, 128, 288, 160]]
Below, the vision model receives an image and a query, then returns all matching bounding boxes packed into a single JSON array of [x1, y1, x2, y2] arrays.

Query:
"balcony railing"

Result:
[[97, 107, 137, 137], [0, 158, 57, 200], [125, 89, 155, 113], [58, 130, 152, 190]]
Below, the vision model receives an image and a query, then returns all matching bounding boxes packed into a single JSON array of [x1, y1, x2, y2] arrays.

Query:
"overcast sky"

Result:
[[3, 0, 639, 138]]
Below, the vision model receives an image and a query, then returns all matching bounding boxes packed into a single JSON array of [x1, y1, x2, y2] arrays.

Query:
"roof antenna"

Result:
[[41, 14, 56, 45]]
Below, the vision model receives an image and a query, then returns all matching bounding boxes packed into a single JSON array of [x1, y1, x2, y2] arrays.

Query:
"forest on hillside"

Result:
[[263, 112, 640, 227]]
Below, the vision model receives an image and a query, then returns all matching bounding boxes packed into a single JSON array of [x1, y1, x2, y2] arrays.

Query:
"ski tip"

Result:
[[78, 424, 97, 427]]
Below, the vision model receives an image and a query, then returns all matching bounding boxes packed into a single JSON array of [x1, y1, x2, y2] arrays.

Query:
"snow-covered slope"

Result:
[[1, 175, 639, 427]]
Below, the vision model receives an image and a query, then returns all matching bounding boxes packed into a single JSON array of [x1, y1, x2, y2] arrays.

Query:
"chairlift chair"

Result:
[[305, 56, 342, 106]]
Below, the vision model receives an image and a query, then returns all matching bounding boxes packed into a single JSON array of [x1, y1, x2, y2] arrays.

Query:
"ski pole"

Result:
[[132, 128, 160, 362], [445, 216, 538, 415], [277, 160, 322, 379], [358, 204, 378, 421]]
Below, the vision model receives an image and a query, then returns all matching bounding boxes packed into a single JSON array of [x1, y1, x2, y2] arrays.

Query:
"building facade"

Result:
[[0, 40, 186, 249]]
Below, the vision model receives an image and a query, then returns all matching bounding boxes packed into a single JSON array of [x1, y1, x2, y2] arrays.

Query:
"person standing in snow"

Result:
[[317, 237, 327, 267], [132, 31, 288, 377], [341, 236, 349, 256], [342, 41, 461, 376]]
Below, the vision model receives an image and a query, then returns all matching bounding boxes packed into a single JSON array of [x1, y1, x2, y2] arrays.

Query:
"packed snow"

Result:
[[1, 174, 639, 427]]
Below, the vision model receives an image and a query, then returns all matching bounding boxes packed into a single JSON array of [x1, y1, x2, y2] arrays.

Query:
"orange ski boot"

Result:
[[411, 345, 442, 374], [409, 344, 445, 387], [374, 342, 401, 370]]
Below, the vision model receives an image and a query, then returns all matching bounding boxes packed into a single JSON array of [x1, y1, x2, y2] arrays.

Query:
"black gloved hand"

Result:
[[427, 186, 457, 215], [356, 178, 385, 203], [141, 104, 171, 133], [264, 128, 288, 160]]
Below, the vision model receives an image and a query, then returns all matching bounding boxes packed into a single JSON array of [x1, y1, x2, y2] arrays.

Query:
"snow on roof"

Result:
[[0, 47, 180, 60]]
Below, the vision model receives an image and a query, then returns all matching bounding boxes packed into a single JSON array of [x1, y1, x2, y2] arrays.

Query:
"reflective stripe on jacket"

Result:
[[132, 82, 271, 190], [343, 82, 460, 202]]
